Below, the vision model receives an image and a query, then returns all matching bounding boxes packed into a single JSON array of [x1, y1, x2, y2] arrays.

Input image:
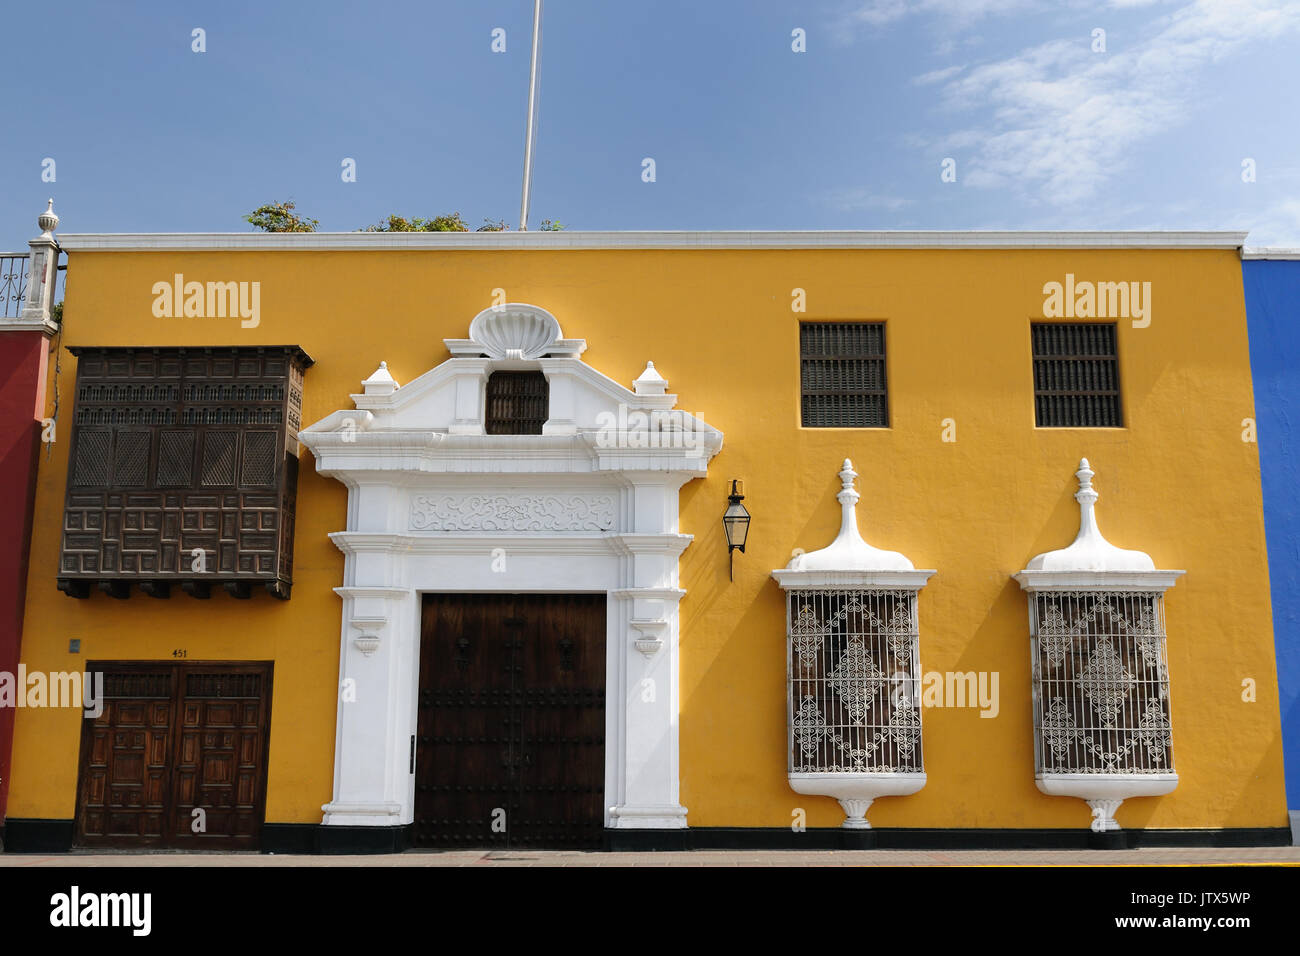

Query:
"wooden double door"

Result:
[[74, 661, 273, 849], [414, 593, 607, 849]]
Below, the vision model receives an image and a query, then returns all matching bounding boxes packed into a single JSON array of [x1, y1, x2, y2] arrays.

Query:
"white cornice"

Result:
[[606, 533, 694, 558], [332, 586, 411, 600], [328, 532, 695, 557], [329, 531, 624, 556], [54, 230, 1249, 251], [1242, 247, 1300, 260], [610, 587, 686, 602], [772, 569, 937, 590], [303, 433, 720, 477], [1014, 570, 1185, 592], [0, 316, 59, 335]]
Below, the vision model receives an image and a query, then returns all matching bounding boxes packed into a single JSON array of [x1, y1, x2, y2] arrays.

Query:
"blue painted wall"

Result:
[[1244, 258, 1300, 810]]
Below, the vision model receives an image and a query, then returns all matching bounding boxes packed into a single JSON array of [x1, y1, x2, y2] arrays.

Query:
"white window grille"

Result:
[[787, 589, 923, 774], [1030, 591, 1173, 776], [772, 459, 934, 829], [1015, 458, 1183, 835]]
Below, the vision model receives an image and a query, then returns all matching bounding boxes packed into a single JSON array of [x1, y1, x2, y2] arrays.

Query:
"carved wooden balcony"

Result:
[[56, 345, 313, 600]]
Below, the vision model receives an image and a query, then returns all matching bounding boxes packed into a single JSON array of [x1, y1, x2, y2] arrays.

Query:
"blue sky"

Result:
[[4, 0, 1299, 249]]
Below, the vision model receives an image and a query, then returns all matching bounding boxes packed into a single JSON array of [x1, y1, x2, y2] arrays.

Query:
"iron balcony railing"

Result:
[[0, 252, 30, 318]]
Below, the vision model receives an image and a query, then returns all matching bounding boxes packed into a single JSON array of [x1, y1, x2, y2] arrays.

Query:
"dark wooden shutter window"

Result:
[[156, 431, 195, 486], [200, 431, 237, 486], [1031, 323, 1123, 427], [800, 322, 889, 428], [241, 432, 277, 487], [72, 429, 111, 486], [485, 370, 548, 435], [112, 431, 152, 486]]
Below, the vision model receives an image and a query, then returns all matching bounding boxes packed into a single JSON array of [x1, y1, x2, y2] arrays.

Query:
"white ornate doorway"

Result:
[[299, 304, 723, 841]]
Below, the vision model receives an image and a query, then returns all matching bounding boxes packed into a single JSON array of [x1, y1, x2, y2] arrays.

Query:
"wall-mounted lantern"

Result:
[[722, 479, 750, 580]]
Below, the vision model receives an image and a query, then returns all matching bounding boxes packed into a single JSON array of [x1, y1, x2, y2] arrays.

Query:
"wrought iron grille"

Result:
[[786, 589, 923, 773], [485, 370, 549, 434], [1031, 323, 1122, 427], [1029, 591, 1174, 775], [0, 253, 30, 318], [800, 322, 889, 428]]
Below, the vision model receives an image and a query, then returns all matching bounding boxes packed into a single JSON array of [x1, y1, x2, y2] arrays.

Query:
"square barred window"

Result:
[[800, 322, 889, 428], [1031, 323, 1123, 428]]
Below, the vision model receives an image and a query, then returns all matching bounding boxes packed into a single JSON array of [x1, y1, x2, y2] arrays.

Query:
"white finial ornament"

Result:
[[633, 360, 669, 396], [1075, 457, 1097, 505], [361, 360, 399, 396], [1023, 457, 1155, 573], [836, 458, 860, 506], [38, 199, 58, 238], [780, 457, 920, 574]]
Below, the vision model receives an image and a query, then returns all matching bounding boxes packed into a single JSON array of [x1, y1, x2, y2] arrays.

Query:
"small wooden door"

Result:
[[75, 666, 174, 845], [414, 593, 606, 849], [74, 662, 273, 849]]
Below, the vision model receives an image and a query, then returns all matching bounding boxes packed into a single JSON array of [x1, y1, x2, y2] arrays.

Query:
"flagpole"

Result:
[[518, 0, 543, 231]]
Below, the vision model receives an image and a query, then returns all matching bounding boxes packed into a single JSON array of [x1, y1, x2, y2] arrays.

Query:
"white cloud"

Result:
[[1232, 198, 1300, 246], [922, 0, 1300, 204], [842, 0, 1174, 29], [845, 0, 1040, 27], [914, 64, 966, 84]]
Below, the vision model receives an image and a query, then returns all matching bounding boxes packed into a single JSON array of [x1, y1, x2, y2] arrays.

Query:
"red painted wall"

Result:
[[0, 330, 50, 829]]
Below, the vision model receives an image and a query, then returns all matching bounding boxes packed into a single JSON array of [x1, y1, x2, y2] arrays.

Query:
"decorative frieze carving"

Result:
[[409, 493, 616, 532]]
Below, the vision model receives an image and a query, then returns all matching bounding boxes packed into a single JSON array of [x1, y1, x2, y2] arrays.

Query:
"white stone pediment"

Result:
[[1014, 458, 1183, 592], [300, 304, 721, 477]]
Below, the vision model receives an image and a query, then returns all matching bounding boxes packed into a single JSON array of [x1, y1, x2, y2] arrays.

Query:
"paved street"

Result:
[[2, 846, 1297, 866]]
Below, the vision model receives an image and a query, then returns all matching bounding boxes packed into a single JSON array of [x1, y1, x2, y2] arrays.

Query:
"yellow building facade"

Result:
[[4, 230, 1289, 852]]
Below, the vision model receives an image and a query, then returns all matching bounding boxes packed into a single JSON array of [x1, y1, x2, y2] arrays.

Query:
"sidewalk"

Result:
[[3, 846, 1298, 866]]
